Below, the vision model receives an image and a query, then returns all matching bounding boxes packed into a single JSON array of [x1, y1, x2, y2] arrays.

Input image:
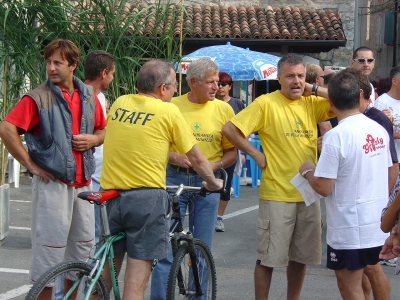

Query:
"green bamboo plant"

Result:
[[0, 0, 185, 184]]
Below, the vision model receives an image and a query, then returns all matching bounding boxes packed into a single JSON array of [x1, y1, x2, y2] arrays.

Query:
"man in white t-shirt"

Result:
[[375, 66, 400, 161], [84, 50, 116, 244], [300, 71, 392, 299]]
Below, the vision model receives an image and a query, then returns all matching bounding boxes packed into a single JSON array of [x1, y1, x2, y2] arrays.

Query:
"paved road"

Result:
[[0, 175, 399, 299]]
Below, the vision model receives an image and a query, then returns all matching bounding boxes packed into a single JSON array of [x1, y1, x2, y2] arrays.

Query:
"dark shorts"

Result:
[[106, 188, 170, 260], [326, 244, 382, 270], [220, 161, 236, 201]]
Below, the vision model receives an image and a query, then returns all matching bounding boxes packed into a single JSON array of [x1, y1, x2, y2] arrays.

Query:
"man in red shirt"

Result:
[[0, 39, 106, 298]]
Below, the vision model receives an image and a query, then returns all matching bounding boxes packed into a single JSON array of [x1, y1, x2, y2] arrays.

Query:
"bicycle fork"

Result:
[[187, 237, 203, 297], [174, 233, 204, 297]]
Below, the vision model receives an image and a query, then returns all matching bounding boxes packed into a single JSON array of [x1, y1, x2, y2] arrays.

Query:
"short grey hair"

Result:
[[277, 54, 305, 75], [186, 58, 219, 88], [136, 59, 174, 93]]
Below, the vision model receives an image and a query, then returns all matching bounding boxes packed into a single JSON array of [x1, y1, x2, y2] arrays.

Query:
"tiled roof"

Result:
[[119, 3, 345, 41]]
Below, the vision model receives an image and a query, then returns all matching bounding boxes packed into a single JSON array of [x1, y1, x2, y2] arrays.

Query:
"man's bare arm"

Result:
[[186, 145, 223, 192], [0, 121, 56, 183], [211, 146, 237, 172], [299, 160, 335, 197], [303, 83, 328, 99], [222, 122, 266, 169], [381, 193, 400, 233], [389, 164, 398, 193], [380, 224, 400, 260]]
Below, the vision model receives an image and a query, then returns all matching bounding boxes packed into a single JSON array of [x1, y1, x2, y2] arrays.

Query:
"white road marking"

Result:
[[9, 226, 30, 231], [0, 268, 29, 274], [223, 205, 259, 219], [10, 200, 30, 203], [0, 284, 31, 300]]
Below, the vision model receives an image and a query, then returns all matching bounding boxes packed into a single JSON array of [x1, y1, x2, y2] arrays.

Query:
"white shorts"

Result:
[[29, 176, 95, 283]]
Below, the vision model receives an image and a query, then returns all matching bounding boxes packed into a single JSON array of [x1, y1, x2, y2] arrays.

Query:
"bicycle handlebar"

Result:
[[78, 168, 228, 204], [166, 168, 228, 196]]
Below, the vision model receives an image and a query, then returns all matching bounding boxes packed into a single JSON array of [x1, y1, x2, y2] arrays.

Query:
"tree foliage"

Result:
[[0, 0, 182, 111], [0, 0, 183, 183]]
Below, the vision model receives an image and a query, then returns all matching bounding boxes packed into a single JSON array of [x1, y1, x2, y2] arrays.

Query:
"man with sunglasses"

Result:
[[350, 46, 376, 104]]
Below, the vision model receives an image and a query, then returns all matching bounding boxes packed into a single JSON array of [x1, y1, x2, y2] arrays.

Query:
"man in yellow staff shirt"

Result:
[[222, 54, 333, 300], [151, 58, 237, 300], [100, 59, 222, 300]]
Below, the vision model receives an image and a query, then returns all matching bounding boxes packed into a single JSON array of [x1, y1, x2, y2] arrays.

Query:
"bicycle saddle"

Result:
[[78, 190, 120, 205]]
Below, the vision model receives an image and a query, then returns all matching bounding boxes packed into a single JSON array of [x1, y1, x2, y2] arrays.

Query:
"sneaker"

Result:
[[381, 257, 398, 267], [215, 217, 225, 232], [230, 187, 234, 196]]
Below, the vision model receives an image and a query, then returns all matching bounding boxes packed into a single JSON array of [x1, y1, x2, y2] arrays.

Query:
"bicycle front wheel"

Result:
[[26, 260, 109, 300], [166, 239, 216, 300]]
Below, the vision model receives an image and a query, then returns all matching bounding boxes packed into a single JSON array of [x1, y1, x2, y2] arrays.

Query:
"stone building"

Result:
[[357, 0, 399, 78]]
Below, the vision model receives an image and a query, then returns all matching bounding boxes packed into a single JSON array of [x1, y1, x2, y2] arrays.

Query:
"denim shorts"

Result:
[[326, 244, 382, 270], [106, 187, 169, 260]]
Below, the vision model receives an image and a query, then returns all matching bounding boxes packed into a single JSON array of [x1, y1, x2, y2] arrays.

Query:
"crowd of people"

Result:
[[0, 38, 399, 300]]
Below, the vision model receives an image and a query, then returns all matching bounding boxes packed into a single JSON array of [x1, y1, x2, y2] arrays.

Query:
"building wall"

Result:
[[368, 0, 398, 79], [183, 0, 355, 69]]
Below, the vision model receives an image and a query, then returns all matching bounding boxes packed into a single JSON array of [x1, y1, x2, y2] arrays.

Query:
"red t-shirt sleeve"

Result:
[[4, 96, 40, 135], [94, 95, 107, 131]]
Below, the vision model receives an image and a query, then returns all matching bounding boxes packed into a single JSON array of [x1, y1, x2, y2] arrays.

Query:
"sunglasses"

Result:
[[353, 58, 375, 64], [218, 82, 229, 87]]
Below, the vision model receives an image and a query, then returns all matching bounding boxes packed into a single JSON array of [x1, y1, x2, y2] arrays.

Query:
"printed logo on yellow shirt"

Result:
[[192, 122, 202, 131], [296, 120, 301, 126]]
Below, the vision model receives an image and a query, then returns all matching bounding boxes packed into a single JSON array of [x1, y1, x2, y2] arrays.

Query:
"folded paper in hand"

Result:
[[290, 173, 324, 206]]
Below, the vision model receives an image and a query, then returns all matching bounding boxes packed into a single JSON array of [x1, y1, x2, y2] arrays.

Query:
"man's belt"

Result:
[[169, 164, 198, 175]]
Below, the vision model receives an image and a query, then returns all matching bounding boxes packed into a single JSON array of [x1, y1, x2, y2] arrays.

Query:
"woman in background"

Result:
[[215, 72, 245, 232]]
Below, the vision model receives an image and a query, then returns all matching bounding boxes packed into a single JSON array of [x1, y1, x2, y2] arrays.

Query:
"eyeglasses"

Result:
[[353, 58, 375, 64], [218, 82, 228, 87], [164, 82, 179, 87]]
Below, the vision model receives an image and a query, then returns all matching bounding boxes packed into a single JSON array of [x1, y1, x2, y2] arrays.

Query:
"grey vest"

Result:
[[25, 77, 96, 183]]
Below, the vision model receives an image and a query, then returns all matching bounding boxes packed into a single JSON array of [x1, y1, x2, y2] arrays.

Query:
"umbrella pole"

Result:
[[266, 80, 269, 93], [246, 81, 249, 106], [178, 0, 184, 95]]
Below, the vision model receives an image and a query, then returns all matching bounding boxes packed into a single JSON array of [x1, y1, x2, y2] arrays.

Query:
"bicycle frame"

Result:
[[64, 200, 126, 300], [167, 184, 207, 297]]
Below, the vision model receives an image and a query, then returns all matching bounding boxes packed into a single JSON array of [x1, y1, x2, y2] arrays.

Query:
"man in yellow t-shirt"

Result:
[[100, 60, 222, 299], [150, 58, 237, 300], [222, 54, 333, 300]]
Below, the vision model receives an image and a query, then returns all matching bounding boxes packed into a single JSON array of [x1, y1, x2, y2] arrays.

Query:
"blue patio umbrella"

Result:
[[176, 42, 280, 81]]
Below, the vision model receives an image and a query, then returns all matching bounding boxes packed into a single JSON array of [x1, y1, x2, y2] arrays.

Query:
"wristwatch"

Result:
[[301, 169, 315, 178], [311, 83, 318, 96]]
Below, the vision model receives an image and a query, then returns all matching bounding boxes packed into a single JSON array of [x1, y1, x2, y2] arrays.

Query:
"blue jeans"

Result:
[[150, 165, 219, 300], [92, 180, 101, 245]]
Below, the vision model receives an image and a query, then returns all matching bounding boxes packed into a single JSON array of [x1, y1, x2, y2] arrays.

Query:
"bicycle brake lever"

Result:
[[218, 168, 228, 194], [199, 168, 227, 195]]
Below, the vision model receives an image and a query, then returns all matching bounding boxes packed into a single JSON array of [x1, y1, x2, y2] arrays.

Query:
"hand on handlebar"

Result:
[[202, 178, 224, 192]]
